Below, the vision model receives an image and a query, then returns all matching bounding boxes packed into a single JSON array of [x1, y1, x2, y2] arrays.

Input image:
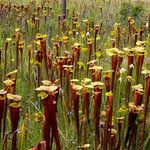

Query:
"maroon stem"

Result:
[[0, 100, 5, 139], [125, 111, 138, 149], [107, 95, 113, 140], [127, 54, 134, 76], [37, 51, 43, 86], [110, 134, 116, 150], [2, 98, 7, 141], [94, 88, 102, 149], [10, 105, 20, 150], [41, 40, 49, 79], [135, 54, 144, 84], [125, 80, 132, 107], [139, 27, 144, 41], [73, 90, 80, 142], [133, 91, 143, 106], [65, 70, 71, 122], [125, 54, 134, 106], [92, 70, 102, 82], [104, 95, 113, 150], [105, 76, 111, 92], [51, 109, 61, 150], [140, 75, 150, 149], [43, 94, 61, 150], [116, 121, 122, 149], [148, 13, 150, 31], [116, 56, 123, 79], [0, 49, 2, 84], [73, 47, 80, 78], [37, 141, 46, 149], [103, 106, 109, 150], [111, 55, 118, 91], [43, 96, 52, 150], [88, 44, 92, 62], [59, 65, 63, 87], [83, 91, 90, 122]]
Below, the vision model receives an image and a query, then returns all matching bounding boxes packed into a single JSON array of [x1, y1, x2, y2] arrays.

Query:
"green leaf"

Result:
[[19, 123, 26, 150]]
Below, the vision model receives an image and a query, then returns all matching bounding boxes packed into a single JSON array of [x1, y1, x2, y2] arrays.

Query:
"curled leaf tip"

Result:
[[3, 79, 14, 86], [106, 47, 120, 56], [42, 80, 52, 86], [132, 84, 143, 92], [89, 65, 103, 71], [72, 85, 83, 91], [36, 85, 58, 93], [141, 70, 150, 75], [91, 81, 104, 87], [7, 93, 22, 101], [6, 38, 12, 42], [81, 144, 90, 148], [0, 90, 7, 95]]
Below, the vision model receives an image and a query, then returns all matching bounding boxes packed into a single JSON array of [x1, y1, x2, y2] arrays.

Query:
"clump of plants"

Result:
[[0, 0, 149, 150]]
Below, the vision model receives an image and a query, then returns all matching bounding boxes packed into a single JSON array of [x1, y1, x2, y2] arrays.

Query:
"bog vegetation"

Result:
[[0, 0, 150, 150]]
